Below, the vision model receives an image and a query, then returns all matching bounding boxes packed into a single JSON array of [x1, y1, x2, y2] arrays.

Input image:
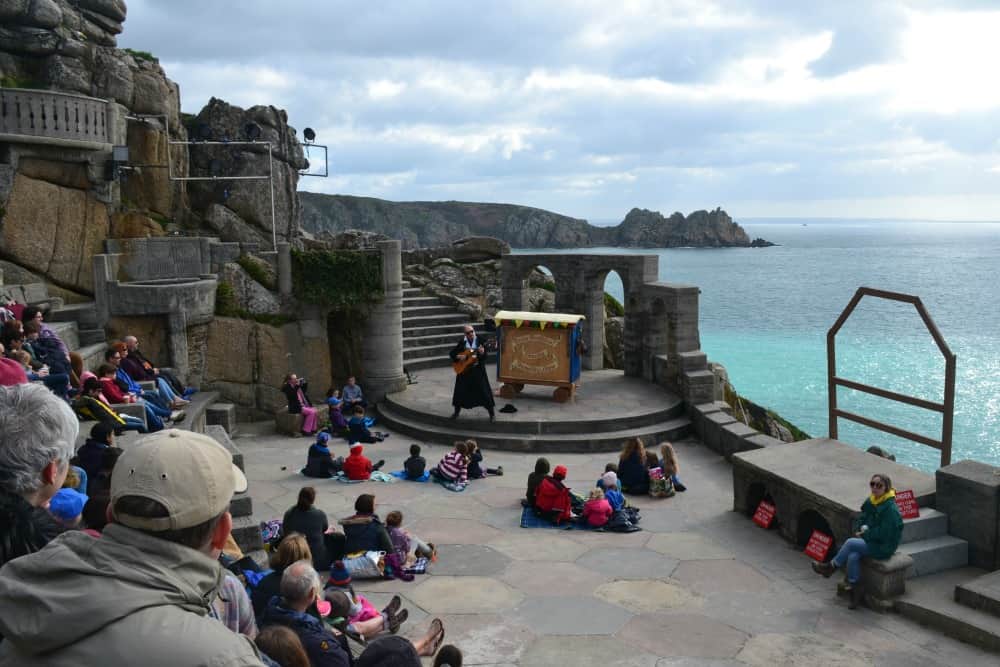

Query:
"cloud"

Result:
[[118, 1, 1000, 221]]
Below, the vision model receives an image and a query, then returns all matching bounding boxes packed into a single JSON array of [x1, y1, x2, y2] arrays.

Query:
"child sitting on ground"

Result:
[[385, 510, 435, 563], [523, 457, 550, 508], [431, 441, 469, 487], [348, 405, 386, 444], [582, 487, 613, 528], [302, 432, 343, 478], [404, 444, 426, 480], [535, 465, 573, 525], [465, 439, 503, 478], [326, 391, 350, 436], [660, 441, 687, 492], [342, 443, 385, 481], [599, 471, 626, 511]]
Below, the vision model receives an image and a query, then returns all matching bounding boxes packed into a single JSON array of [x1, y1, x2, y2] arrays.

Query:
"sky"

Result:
[[118, 1, 1000, 223]]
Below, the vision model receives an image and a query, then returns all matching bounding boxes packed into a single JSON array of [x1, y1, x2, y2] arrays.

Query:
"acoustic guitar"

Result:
[[452, 349, 479, 375]]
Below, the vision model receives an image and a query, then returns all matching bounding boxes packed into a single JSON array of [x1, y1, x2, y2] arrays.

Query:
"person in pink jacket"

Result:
[[581, 487, 613, 528]]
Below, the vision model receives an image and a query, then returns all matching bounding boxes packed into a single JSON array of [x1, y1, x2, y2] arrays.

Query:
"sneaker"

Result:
[[182, 387, 197, 398], [811, 561, 835, 578], [674, 483, 687, 492], [171, 398, 190, 408], [495, 466, 504, 476], [427, 543, 438, 562], [375, 459, 386, 469], [169, 410, 186, 423]]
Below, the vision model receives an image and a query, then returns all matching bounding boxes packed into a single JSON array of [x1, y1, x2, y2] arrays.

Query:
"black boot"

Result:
[[849, 583, 865, 610], [811, 561, 835, 578], [449, 409, 460, 420]]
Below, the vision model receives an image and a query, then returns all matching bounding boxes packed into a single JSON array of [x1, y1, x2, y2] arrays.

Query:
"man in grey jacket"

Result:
[[0, 429, 267, 666]]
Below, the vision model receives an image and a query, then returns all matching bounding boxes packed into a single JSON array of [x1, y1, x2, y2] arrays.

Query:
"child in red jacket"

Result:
[[535, 464, 573, 524], [342, 443, 385, 481], [581, 487, 612, 528]]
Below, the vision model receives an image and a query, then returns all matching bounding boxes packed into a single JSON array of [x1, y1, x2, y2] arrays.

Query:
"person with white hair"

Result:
[[0, 383, 78, 568]]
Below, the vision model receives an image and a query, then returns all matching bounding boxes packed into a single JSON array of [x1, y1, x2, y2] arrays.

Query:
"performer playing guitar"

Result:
[[449, 325, 496, 422]]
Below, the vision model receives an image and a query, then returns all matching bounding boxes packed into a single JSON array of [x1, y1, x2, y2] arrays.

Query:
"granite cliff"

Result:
[[299, 193, 755, 249]]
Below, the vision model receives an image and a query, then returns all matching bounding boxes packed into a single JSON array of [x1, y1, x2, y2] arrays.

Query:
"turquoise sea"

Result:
[[514, 220, 1000, 473]]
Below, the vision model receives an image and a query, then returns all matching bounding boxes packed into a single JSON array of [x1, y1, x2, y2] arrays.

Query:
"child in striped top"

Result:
[[432, 441, 470, 486]]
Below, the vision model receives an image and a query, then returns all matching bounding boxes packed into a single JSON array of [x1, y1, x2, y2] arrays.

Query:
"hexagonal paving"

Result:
[[415, 613, 536, 665], [595, 579, 702, 614], [519, 636, 659, 667], [488, 532, 590, 562], [619, 613, 749, 659], [502, 560, 608, 597], [513, 595, 633, 635], [576, 547, 679, 580], [671, 559, 771, 595], [429, 543, 511, 576], [410, 576, 523, 614], [646, 532, 736, 560], [737, 633, 876, 667], [409, 517, 501, 545]]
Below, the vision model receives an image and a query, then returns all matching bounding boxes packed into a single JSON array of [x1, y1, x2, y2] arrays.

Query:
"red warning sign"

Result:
[[803, 530, 833, 561], [895, 489, 920, 519], [752, 500, 776, 528]]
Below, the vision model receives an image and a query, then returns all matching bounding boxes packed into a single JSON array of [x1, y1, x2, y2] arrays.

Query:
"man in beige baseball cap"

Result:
[[0, 430, 267, 666]]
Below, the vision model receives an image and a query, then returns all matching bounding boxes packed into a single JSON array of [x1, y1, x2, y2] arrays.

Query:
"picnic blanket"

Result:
[[403, 557, 429, 575], [519, 506, 601, 530], [390, 470, 431, 482], [334, 471, 397, 484], [431, 475, 466, 492]]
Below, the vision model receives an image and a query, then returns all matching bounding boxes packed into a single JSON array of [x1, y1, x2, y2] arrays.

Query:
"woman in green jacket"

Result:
[[812, 473, 904, 609]]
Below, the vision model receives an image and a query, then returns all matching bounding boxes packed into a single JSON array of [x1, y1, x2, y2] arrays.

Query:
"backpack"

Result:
[[605, 509, 642, 533]]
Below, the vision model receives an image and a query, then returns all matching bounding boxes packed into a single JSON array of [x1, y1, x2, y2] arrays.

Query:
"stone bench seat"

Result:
[[275, 410, 304, 436], [837, 552, 914, 612]]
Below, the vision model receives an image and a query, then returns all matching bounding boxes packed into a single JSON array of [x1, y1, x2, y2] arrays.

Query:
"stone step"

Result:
[[401, 312, 471, 327], [175, 391, 221, 435], [401, 304, 459, 318], [901, 508, 950, 544], [898, 535, 969, 578], [230, 492, 253, 518], [378, 402, 691, 452], [231, 514, 263, 553], [400, 280, 411, 288], [403, 354, 457, 371], [47, 301, 99, 329], [401, 296, 441, 307], [402, 343, 455, 361], [207, 402, 238, 436], [896, 568, 1000, 653], [403, 332, 465, 349], [383, 390, 685, 436], [48, 321, 79, 352], [77, 328, 106, 346], [205, 424, 244, 472], [77, 342, 108, 372], [402, 287, 422, 297], [403, 322, 488, 338], [956, 570, 1000, 619]]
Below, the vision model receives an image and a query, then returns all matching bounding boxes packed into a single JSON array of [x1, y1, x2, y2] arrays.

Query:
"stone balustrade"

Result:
[[0, 88, 110, 146]]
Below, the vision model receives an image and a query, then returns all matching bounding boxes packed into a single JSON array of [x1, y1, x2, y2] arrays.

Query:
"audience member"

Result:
[[258, 560, 351, 667], [123, 335, 193, 398], [465, 439, 503, 478], [0, 429, 267, 665], [210, 570, 259, 639], [104, 346, 179, 422], [385, 510, 435, 563], [281, 374, 318, 436], [342, 443, 385, 481], [81, 491, 111, 536], [534, 464, 573, 525], [523, 457, 550, 508], [251, 533, 315, 620], [348, 405, 385, 443], [324, 588, 407, 638], [49, 487, 88, 528], [403, 443, 426, 480], [98, 362, 177, 429], [341, 375, 367, 412], [255, 625, 311, 667], [355, 620, 446, 665], [118, 341, 188, 407], [599, 471, 626, 511], [282, 486, 346, 571], [430, 441, 469, 487], [434, 645, 464, 667], [73, 377, 146, 433], [581, 487, 612, 528], [0, 384, 76, 567], [326, 394, 349, 435], [659, 441, 687, 492], [0, 346, 28, 386], [302, 432, 342, 479], [340, 494, 393, 554], [73, 423, 114, 484], [618, 437, 650, 495]]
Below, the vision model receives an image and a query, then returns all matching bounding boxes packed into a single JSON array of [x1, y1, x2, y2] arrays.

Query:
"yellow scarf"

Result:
[[869, 488, 896, 506]]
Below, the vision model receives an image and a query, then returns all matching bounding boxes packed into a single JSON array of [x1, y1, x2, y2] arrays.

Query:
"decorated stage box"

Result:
[[492, 310, 585, 403]]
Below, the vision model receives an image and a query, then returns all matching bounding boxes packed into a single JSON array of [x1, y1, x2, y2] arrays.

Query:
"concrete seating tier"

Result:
[[897, 567, 1000, 653], [378, 365, 690, 452], [274, 410, 305, 436]]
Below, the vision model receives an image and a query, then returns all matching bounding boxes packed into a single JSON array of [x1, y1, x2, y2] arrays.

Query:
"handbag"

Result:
[[343, 550, 386, 579]]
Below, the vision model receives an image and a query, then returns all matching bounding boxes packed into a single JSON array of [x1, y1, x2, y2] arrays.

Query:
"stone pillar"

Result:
[[361, 241, 406, 403], [92, 254, 116, 329], [622, 293, 643, 378], [166, 311, 190, 382], [582, 278, 605, 371], [277, 242, 292, 297]]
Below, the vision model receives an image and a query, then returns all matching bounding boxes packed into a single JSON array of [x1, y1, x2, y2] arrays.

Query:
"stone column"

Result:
[[361, 240, 406, 403], [582, 277, 605, 370], [500, 257, 528, 312], [166, 310, 190, 382]]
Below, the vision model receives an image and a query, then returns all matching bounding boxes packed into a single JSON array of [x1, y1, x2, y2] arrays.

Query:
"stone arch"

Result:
[[797, 508, 836, 558], [523, 262, 557, 313]]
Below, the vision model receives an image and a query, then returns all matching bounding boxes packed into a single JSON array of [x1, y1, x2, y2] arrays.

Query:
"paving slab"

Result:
[[410, 576, 523, 614], [501, 561, 608, 597], [646, 532, 736, 560], [671, 559, 772, 595], [411, 613, 535, 665], [519, 636, 659, 667], [595, 579, 703, 613], [410, 517, 501, 545], [576, 547, 679, 580], [428, 544, 510, 577], [736, 632, 876, 667], [619, 613, 749, 659], [513, 595, 633, 635], [488, 533, 590, 562]]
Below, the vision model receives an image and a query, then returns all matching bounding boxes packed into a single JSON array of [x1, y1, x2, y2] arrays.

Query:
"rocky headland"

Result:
[[299, 193, 768, 250]]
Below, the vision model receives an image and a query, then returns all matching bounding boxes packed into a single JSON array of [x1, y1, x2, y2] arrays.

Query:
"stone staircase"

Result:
[[896, 567, 1000, 653], [402, 281, 487, 372], [897, 508, 970, 578]]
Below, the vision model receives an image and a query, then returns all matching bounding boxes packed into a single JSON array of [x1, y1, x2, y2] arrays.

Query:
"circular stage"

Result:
[[379, 366, 691, 452]]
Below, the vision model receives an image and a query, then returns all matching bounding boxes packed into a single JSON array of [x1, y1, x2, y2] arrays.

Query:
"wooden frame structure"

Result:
[[493, 310, 585, 403]]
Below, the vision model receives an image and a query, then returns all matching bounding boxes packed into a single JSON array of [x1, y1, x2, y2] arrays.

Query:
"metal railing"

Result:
[[827, 287, 956, 468], [0, 88, 110, 144]]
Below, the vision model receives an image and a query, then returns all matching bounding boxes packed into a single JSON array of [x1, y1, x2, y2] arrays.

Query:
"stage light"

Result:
[[303, 127, 316, 143]]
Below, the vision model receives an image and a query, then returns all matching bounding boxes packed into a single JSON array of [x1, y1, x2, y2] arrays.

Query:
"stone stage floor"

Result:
[[235, 421, 995, 666], [390, 366, 680, 425]]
